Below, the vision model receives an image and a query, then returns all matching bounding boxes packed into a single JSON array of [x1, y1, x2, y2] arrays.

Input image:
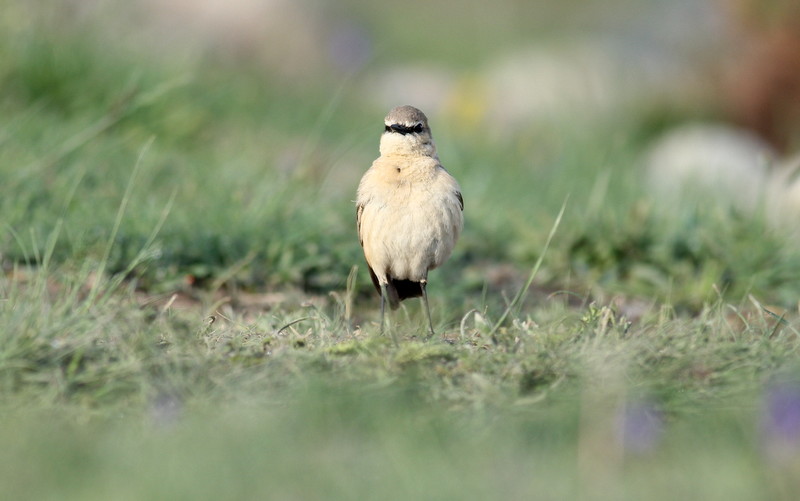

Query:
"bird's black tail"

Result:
[[368, 267, 423, 310]]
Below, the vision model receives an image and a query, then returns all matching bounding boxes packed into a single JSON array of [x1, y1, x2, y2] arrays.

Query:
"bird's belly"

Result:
[[361, 201, 460, 282]]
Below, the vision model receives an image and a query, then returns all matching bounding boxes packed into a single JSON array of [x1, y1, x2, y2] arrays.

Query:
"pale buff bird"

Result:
[[356, 105, 463, 337]]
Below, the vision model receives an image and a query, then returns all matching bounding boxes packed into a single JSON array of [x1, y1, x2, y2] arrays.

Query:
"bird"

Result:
[[356, 105, 463, 338]]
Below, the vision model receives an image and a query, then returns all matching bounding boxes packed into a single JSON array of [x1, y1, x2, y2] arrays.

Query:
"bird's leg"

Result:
[[379, 283, 387, 334], [420, 279, 435, 339], [380, 283, 398, 346]]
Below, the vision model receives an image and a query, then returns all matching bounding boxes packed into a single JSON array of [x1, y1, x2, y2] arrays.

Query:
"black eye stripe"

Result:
[[385, 123, 426, 135]]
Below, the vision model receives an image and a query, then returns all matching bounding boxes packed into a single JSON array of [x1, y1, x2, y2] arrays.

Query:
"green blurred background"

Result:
[[2, 0, 799, 305]]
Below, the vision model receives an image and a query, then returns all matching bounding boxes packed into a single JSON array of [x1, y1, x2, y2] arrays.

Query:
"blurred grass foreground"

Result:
[[2, 0, 800, 499]]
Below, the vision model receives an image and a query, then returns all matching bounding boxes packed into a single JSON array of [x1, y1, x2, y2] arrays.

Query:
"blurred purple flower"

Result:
[[760, 381, 800, 463], [616, 399, 664, 455], [763, 383, 800, 441], [328, 22, 372, 73]]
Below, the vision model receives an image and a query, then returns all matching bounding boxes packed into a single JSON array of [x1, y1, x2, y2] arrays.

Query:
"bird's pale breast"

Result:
[[357, 157, 462, 283]]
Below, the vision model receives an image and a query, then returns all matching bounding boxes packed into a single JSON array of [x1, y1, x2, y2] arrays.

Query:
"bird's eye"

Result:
[[413, 123, 424, 133]]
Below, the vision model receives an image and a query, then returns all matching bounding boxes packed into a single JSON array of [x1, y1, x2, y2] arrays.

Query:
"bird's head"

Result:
[[379, 105, 437, 157]]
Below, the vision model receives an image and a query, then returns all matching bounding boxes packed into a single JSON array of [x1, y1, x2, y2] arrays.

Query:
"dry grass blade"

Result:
[[488, 198, 567, 338]]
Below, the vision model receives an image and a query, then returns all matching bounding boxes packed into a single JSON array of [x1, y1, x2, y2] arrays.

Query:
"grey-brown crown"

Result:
[[383, 105, 430, 135]]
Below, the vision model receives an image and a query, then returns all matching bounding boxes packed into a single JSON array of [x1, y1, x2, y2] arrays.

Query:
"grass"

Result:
[[2, 1, 800, 499]]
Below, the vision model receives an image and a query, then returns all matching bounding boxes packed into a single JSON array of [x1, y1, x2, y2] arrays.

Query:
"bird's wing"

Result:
[[356, 202, 365, 247], [439, 163, 463, 211]]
